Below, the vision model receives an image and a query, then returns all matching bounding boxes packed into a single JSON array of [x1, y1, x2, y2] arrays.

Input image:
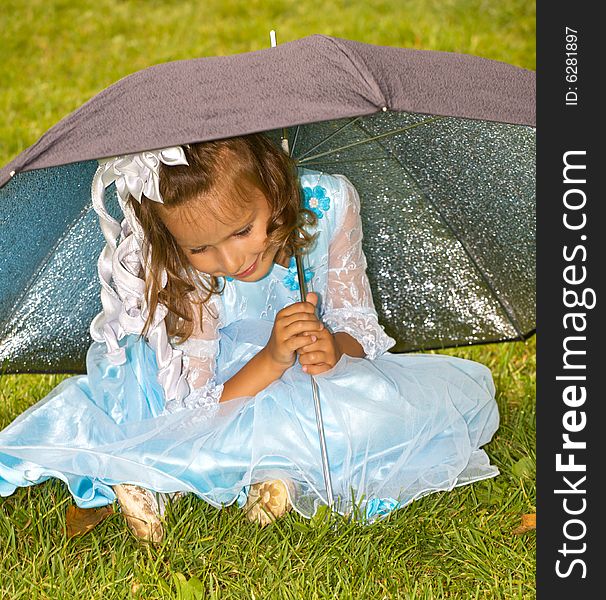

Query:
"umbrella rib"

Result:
[[391, 329, 536, 353], [355, 121, 526, 338], [293, 157, 392, 168], [295, 114, 526, 336], [296, 117, 442, 163], [295, 117, 364, 161], [290, 125, 301, 157]]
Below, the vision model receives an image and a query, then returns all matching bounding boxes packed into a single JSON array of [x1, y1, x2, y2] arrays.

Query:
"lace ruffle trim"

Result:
[[323, 308, 395, 360], [164, 379, 223, 415]]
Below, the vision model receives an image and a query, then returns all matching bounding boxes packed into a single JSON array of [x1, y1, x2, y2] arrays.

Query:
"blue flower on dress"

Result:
[[236, 487, 248, 508], [283, 256, 314, 291], [302, 184, 331, 218], [365, 497, 401, 520]]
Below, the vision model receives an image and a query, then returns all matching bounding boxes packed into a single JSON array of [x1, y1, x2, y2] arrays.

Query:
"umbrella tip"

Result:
[[270, 30, 277, 47]]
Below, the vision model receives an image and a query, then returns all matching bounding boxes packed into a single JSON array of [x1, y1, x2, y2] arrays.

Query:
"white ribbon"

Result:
[[98, 146, 189, 203], [90, 146, 191, 403]]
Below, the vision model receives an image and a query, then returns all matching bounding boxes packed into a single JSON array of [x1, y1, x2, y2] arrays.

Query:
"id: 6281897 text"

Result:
[[565, 27, 578, 106]]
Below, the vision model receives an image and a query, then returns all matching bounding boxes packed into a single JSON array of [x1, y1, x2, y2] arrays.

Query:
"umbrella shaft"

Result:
[[311, 376, 335, 507], [295, 252, 335, 508]]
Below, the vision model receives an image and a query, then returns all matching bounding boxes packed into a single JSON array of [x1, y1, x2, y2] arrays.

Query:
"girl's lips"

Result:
[[234, 257, 258, 278]]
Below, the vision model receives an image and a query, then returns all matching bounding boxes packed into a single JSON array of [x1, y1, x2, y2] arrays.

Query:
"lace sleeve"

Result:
[[322, 175, 396, 360], [165, 292, 224, 414]]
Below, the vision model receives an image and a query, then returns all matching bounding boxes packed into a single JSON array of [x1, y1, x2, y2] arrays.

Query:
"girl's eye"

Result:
[[190, 224, 252, 255], [234, 224, 253, 237]]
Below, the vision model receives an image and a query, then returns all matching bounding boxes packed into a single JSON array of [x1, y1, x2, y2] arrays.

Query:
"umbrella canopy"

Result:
[[0, 34, 535, 373]]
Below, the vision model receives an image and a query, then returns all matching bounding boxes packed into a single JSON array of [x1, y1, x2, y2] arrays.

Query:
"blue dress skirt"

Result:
[[0, 322, 498, 520], [0, 170, 500, 521]]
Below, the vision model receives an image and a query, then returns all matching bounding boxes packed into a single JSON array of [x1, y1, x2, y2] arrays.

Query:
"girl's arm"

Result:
[[176, 288, 322, 406], [167, 293, 224, 413], [334, 331, 365, 358], [174, 301, 283, 406], [177, 328, 294, 406], [175, 313, 285, 406], [299, 174, 395, 373], [221, 296, 323, 401], [219, 348, 286, 402], [322, 175, 396, 359]]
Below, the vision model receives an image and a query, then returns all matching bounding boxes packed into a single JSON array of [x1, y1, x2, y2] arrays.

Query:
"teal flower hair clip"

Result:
[[283, 256, 314, 291], [302, 184, 331, 218], [365, 497, 401, 521]]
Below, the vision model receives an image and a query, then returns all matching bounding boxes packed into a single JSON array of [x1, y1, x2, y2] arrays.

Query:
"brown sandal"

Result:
[[243, 479, 294, 527], [113, 484, 164, 543]]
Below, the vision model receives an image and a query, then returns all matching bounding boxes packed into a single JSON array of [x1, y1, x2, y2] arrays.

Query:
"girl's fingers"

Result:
[[283, 318, 324, 338], [297, 337, 321, 354], [298, 350, 327, 366], [278, 311, 320, 330], [302, 363, 331, 376], [278, 301, 317, 319], [305, 292, 319, 307], [287, 334, 317, 352]]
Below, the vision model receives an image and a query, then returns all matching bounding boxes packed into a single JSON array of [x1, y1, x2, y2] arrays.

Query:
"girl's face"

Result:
[[158, 177, 282, 281]]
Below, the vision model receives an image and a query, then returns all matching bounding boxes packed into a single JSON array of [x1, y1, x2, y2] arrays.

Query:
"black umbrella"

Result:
[[0, 34, 535, 374]]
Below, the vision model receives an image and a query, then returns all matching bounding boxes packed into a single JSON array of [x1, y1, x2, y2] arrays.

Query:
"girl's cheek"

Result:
[[188, 254, 213, 274], [256, 231, 270, 249]]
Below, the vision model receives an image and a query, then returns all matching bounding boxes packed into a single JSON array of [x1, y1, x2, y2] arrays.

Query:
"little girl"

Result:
[[0, 133, 499, 542]]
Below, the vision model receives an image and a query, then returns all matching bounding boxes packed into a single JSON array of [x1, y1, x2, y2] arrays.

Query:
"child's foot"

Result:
[[243, 479, 293, 527], [113, 484, 164, 543]]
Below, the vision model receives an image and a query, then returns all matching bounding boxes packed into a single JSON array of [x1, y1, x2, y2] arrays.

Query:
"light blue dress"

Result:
[[0, 169, 499, 521]]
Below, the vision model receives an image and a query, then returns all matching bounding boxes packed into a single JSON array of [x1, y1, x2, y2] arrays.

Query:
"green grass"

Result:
[[0, 0, 535, 166], [1, 1, 535, 598], [0, 337, 536, 599]]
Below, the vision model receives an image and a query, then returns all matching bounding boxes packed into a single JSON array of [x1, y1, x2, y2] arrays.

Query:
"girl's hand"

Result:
[[297, 307, 343, 376], [264, 293, 325, 370]]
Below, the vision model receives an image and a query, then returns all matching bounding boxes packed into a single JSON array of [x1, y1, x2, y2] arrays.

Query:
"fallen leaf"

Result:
[[66, 504, 114, 538], [512, 513, 536, 535]]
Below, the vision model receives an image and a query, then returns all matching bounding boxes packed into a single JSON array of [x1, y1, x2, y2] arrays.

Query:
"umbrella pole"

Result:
[[270, 31, 293, 157], [294, 253, 336, 510], [269, 29, 335, 511]]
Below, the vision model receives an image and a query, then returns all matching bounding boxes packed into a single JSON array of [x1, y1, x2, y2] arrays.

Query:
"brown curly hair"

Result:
[[128, 133, 316, 342]]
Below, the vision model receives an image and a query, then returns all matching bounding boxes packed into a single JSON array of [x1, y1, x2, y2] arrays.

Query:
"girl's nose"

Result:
[[218, 247, 243, 276]]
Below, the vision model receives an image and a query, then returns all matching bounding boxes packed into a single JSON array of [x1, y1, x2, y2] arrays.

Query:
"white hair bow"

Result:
[[90, 145, 192, 405], [98, 146, 189, 203]]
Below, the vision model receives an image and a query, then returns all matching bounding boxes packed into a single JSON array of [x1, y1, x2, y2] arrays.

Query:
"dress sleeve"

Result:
[[322, 175, 396, 360], [165, 292, 224, 414]]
